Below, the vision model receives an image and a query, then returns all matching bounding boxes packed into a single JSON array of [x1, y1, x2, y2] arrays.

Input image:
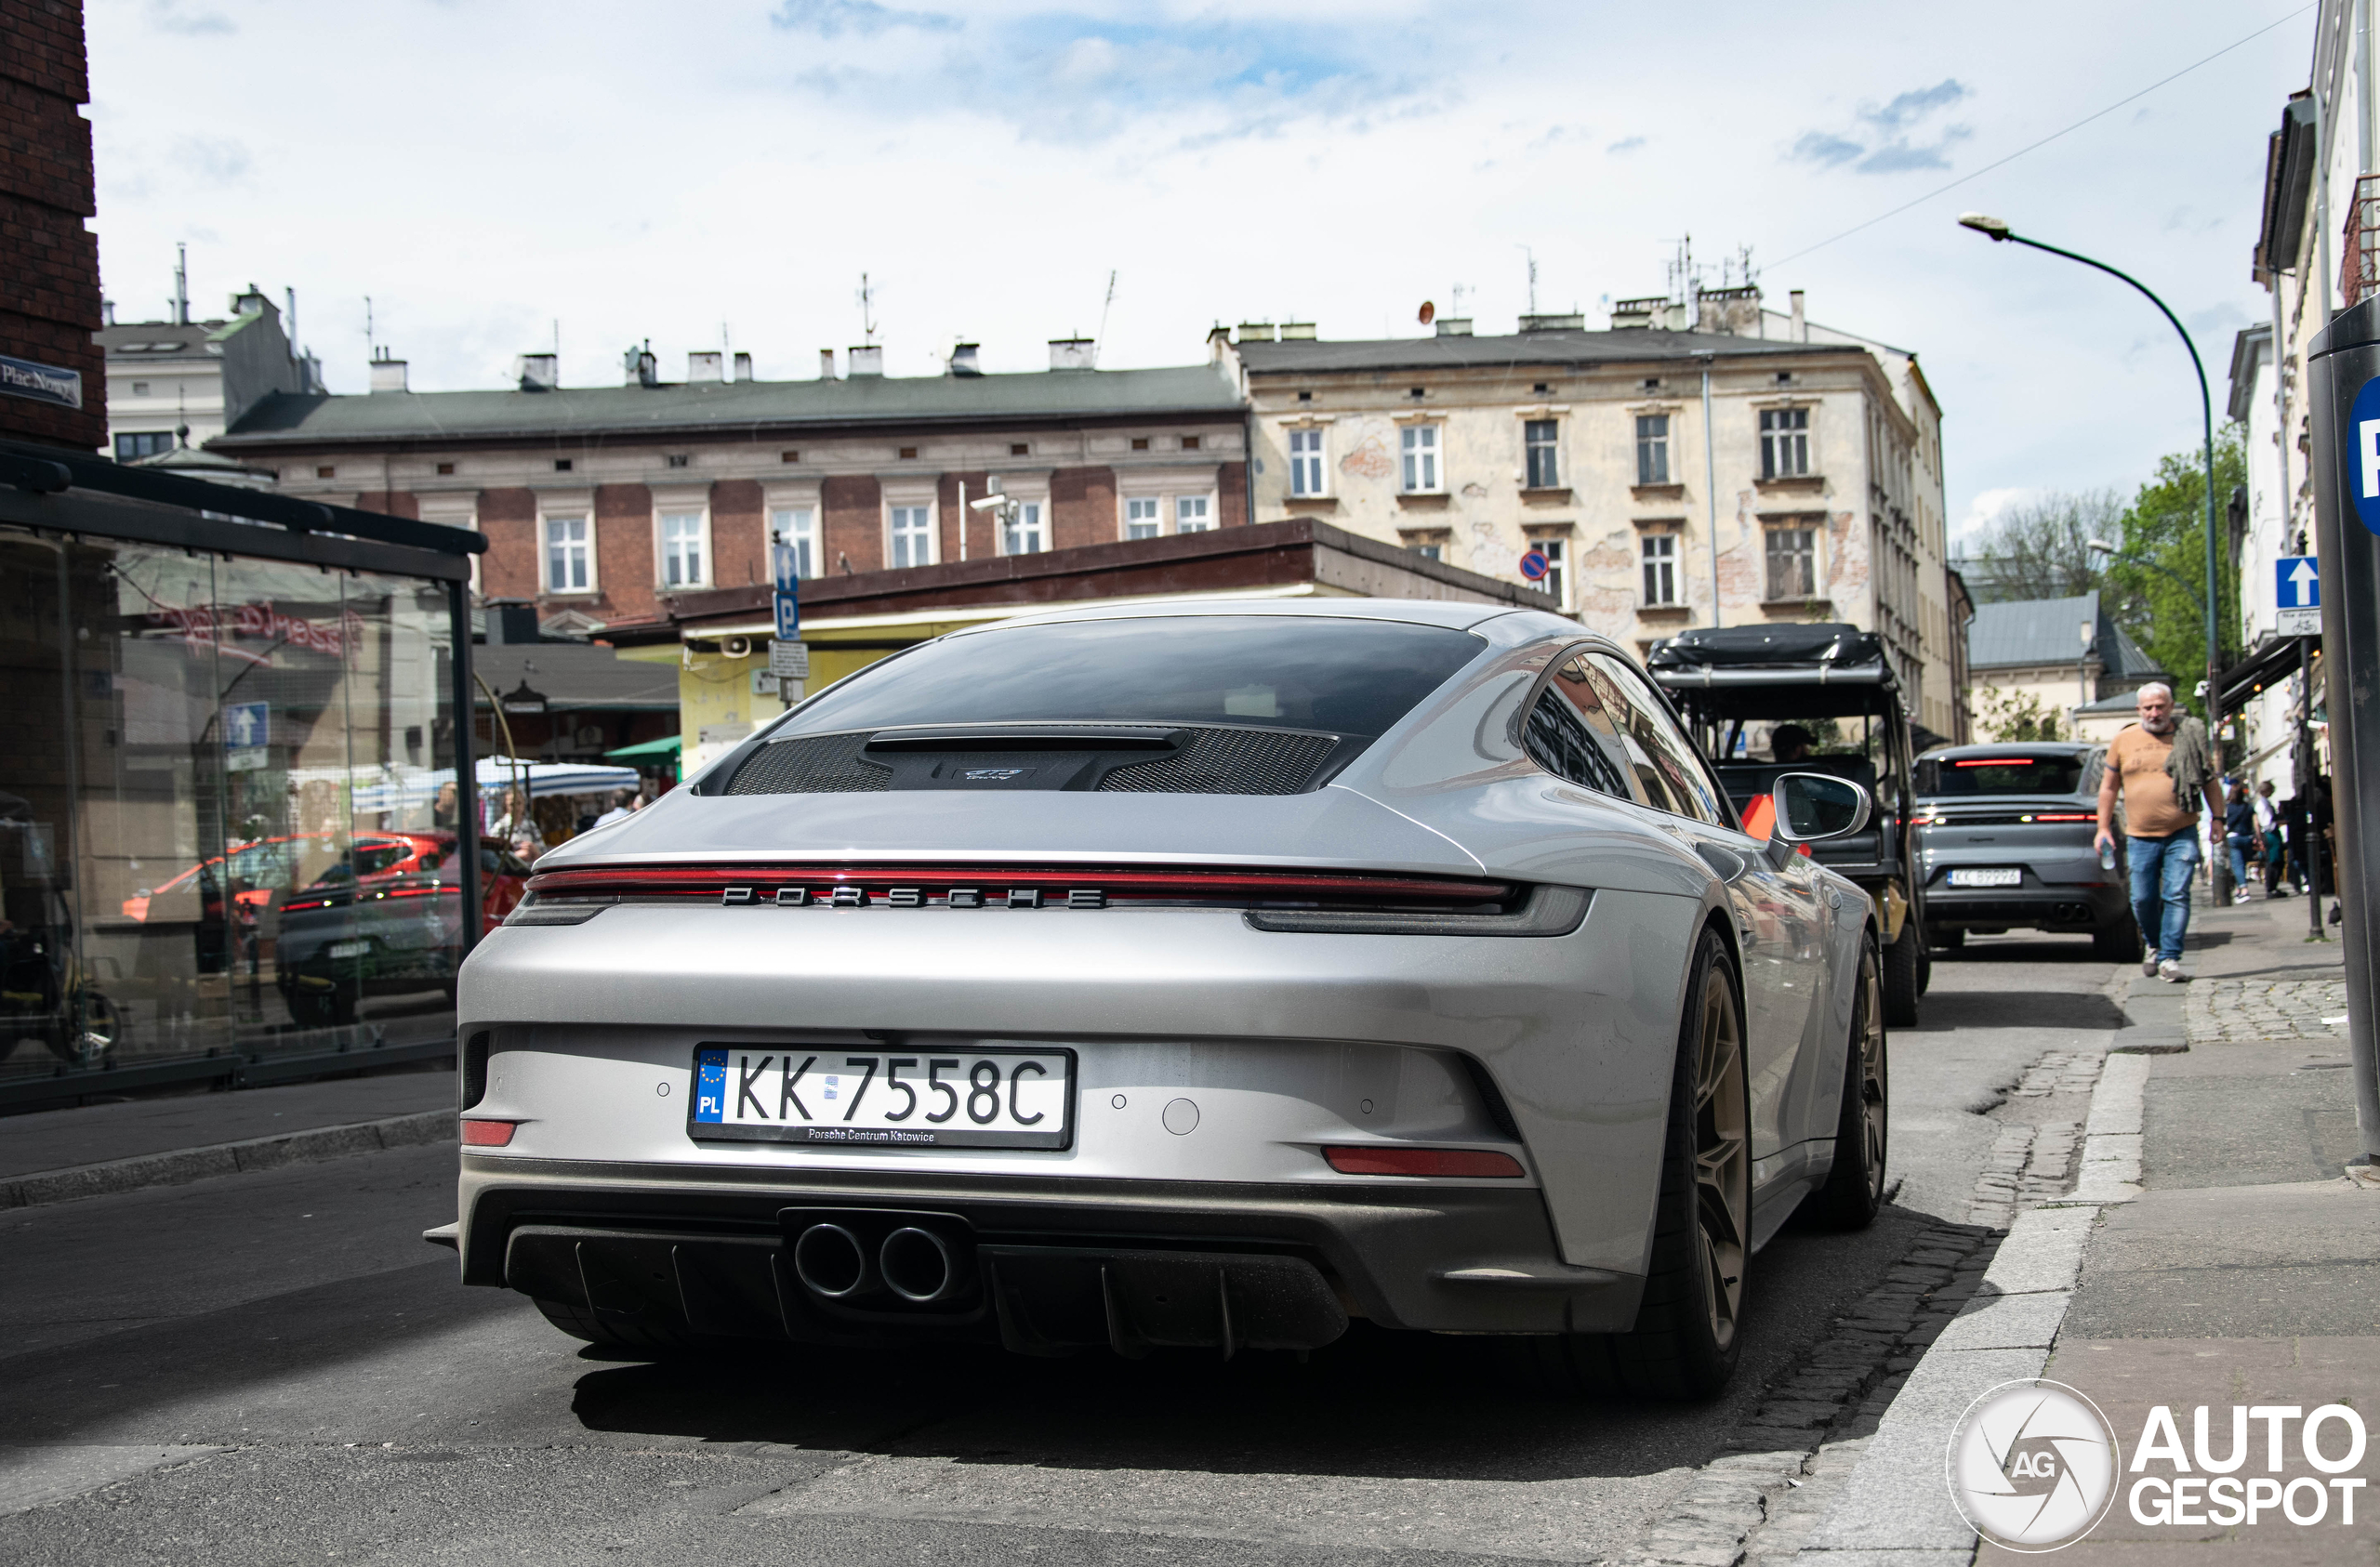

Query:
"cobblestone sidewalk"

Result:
[[2186, 976, 2348, 1043]]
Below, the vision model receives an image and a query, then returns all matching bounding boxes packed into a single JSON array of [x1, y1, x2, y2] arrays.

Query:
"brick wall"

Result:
[[478, 487, 537, 599], [350, 490, 420, 519], [0, 0, 103, 451], [1051, 466, 1117, 552], [1217, 461, 1249, 528], [709, 478, 764, 590], [592, 482, 654, 621], [821, 473, 881, 575]]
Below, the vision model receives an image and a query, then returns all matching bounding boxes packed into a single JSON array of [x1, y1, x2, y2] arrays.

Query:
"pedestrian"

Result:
[[490, 784, 546, 864], [2223, 783, 2258, 905], [2281, 786, 2310, 893], [2254, 780, 2287, 896], [2095, 682, 2225, 982], [591, 788, 637, 830]]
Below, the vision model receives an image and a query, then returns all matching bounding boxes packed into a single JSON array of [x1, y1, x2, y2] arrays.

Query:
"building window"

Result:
[[130, 381, 150, 396], [1002, 500, 1047, 556], [898, 447, 918, 460], [772, 507, 817, 578], [1642, 533, 1679, 606], [890, 505, 934, 568], [545, 516, 590, 592], [316, 465, 337, 479], [1182, 435, 1200, 451], [1765, 526, 1816, 600], [1524, 420, 1560, 488], [1131, 437, 1150, 451], [1288, 428, 1326, 496], [1635, 415, 1671, 484], [1415, 543, 1441, 561], [1760, 407, 1810, 478], [1176, 495, 1213, 533], [1400, 424, 1441, 492], [1011, 442, 1029, 456], [1124, 497, 1162, 539], [782, 450, 801, 463], [658, 510, 707, 588], [435, 462, 456, 476], [666, 454, 692, 468], [114, 431, 173, 461], [553, 458, 573, 472], [1532, 537, 1567, 607]]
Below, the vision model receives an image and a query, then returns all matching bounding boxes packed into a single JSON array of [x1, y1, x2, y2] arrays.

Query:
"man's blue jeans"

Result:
[[2129, 829, 2200, 964]]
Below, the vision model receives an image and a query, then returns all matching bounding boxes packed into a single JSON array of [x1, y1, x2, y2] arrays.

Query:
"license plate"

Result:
[[1949, 868, 2022, 889], [688, 1046, 1074, 1150], [326, 939, 372, 958]]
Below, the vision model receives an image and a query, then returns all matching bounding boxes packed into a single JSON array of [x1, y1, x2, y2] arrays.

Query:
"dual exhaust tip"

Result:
[[792, 1221, 968, 1306]]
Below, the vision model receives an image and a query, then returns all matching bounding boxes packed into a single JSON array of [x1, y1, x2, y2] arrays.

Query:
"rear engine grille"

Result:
[[724, 731, 891, 795], [1097, 728, 1338, 796]]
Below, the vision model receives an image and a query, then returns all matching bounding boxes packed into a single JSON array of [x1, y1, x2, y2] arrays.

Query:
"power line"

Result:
[[1769, 5, 2315, 268]]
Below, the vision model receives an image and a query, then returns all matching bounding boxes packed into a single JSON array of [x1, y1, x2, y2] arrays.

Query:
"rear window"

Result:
[[1916, 754, 2088, 797], [779, 615, 1486, 740]]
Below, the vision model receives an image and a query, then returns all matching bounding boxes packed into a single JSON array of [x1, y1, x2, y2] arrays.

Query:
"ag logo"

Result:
[[1946, 1379, 2122, 1551], [2350, 375, 2380, 535]]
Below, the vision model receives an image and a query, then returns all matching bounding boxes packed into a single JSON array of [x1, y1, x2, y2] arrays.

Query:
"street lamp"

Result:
[[2086, 537, 2209, 621], [1959, 215, 2224, 751]]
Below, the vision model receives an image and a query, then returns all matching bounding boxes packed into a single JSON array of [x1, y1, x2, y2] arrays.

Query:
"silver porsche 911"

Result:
[[439, 599, 1887, 1398]]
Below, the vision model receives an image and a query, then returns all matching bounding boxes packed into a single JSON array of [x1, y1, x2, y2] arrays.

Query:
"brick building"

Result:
[[0, 0, 104, 451], [209, 343, 1250, 637]]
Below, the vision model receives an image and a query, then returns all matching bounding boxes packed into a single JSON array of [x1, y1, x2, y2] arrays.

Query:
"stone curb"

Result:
[[1795, 1042, 2151, 1560], [0, 1110, 453, 1210]]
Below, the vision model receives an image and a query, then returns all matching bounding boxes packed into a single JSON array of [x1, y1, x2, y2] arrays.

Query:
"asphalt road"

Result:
[[0, 933, 2127, 1566]]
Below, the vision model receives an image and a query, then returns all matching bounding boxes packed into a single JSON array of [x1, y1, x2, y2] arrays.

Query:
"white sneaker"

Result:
[[2232, 889, 2252, 905], [2143, 955, 2161, 978], [2159, 959, 2189, 982]]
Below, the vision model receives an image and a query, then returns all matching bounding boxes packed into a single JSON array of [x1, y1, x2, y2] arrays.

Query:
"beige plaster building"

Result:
[[1222, 292, 1965, 743]]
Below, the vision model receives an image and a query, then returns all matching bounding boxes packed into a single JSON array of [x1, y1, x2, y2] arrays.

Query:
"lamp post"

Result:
[[1959, 215, 2224, 750]]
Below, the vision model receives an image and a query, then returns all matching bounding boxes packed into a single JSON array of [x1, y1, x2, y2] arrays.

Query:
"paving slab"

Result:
[[0, 1067, 455, 1180]]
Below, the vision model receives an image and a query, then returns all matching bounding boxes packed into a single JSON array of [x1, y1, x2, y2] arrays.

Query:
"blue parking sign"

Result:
[[774, 591, 800, 641]]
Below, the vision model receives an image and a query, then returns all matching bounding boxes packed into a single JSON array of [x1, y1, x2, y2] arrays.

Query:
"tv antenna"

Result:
[[1092, 270, 1117, 366], [856, 272, 878, 346], [1518, 244, 1538, 315]]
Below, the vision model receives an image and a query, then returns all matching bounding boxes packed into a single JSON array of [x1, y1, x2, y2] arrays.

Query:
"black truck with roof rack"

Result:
[[1646, 623, 1930, 1026]]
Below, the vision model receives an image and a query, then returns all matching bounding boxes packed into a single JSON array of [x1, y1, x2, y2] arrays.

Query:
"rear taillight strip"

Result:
[[524, 863, 1514, 910]]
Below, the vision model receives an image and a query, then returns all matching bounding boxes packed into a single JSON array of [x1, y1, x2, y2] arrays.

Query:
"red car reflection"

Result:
[[123, 831, 528, 934]]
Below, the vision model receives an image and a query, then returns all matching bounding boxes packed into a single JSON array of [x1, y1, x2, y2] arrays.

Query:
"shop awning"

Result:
[[605, 734, 683, 761], [2215, 635, 2320, 720], [475, 758, 640, 797]]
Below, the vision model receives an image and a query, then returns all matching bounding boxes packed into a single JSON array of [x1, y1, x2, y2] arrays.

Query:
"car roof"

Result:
[[1920, 742, 2097, 758], [943, 597, 1531, 638]]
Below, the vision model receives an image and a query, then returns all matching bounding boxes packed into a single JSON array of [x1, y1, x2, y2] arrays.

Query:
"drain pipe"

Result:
[[1700, 354, 1724, 627]]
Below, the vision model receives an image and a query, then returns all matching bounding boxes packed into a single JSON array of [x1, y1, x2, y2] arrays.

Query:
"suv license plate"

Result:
[[1949, 868, 2022, 888], [326, 939, 371, 959], [688, 1046, 1074, 1151]]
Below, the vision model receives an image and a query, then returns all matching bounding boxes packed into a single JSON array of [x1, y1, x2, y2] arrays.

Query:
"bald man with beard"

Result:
[[2096, 682, 2224, 983]]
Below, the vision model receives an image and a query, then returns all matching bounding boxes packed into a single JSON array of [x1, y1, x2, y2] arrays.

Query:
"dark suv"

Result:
[[1647, 623, 1929, 1027], [1914, 742, 2142, 962]]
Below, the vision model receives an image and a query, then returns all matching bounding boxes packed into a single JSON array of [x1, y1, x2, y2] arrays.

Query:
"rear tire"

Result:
[[1805, 942, 1887, 1231], [1881, 921, 1923, 1029], [2093, 917, 2144, 965], [1536, 927, 1749, 1401]]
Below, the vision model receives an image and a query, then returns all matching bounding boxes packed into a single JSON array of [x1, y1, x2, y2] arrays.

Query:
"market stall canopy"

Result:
[[605, 734, 683, 761], [284, 759, 639, 817], [473, 759, 640, 797]]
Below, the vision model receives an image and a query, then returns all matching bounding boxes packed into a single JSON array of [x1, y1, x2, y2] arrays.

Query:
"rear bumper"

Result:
[[1924, 878, 2130, 931], [456, 1154, 1645, 1343]]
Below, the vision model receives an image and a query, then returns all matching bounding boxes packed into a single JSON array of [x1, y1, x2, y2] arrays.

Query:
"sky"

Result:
[[85, 0, 2314, 543]]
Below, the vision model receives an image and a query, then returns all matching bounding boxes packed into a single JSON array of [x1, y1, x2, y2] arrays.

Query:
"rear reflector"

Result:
[[461, 1119, 519, 1147], [1323, 1145, 1525, 1179]]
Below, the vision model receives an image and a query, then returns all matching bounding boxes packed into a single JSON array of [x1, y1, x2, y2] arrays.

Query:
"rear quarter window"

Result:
[[1917, 754, 2089, 797]]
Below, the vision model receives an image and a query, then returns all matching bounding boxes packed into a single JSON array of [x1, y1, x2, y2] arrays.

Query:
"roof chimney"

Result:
[[624, 342, 657, 386], [1279, 321, 1316, 340], [1236, 322, 1276, 343], [949, 342, 982, 377], [368, 354, 408, 393], [689, 350, 723, 382], [733, 351, 753, 382], [848, 344, 884, 376], [1048, 337, 1095, 371], [1434, 317, 1474, 336], [514, 352, 558, 390], [1789, 289, 1807, 343], [1518, 312, 1585, 332], [819, 348, 838, 379]]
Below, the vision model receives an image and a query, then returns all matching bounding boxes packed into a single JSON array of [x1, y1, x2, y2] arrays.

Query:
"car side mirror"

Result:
[[1771, 771, 1872, 844]]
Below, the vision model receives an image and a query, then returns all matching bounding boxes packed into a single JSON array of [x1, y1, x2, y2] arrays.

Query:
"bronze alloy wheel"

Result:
[[1693, 960, 1751, 1354], [1854, 947, 1887, 1203]]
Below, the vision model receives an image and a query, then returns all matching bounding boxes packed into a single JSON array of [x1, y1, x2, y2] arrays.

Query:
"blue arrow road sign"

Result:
[[223, 701, 268, 749], [2279, 555, 2320, 609], [772, 542, 800, 596]]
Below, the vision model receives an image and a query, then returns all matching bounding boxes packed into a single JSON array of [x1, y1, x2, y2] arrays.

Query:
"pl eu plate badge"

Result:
[[694, 1048, 729, 1123]]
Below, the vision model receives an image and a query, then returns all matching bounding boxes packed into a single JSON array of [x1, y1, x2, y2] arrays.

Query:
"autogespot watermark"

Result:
[[1946, 1381, 2373, 1549], [1946, 1379, 2122, 1550]]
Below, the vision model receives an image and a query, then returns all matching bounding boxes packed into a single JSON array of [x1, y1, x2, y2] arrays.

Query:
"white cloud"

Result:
[[1955, 486, 2037, 549]]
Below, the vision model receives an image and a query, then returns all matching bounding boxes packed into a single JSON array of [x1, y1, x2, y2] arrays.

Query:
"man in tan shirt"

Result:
[[2096, 682, 2225, 981]]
